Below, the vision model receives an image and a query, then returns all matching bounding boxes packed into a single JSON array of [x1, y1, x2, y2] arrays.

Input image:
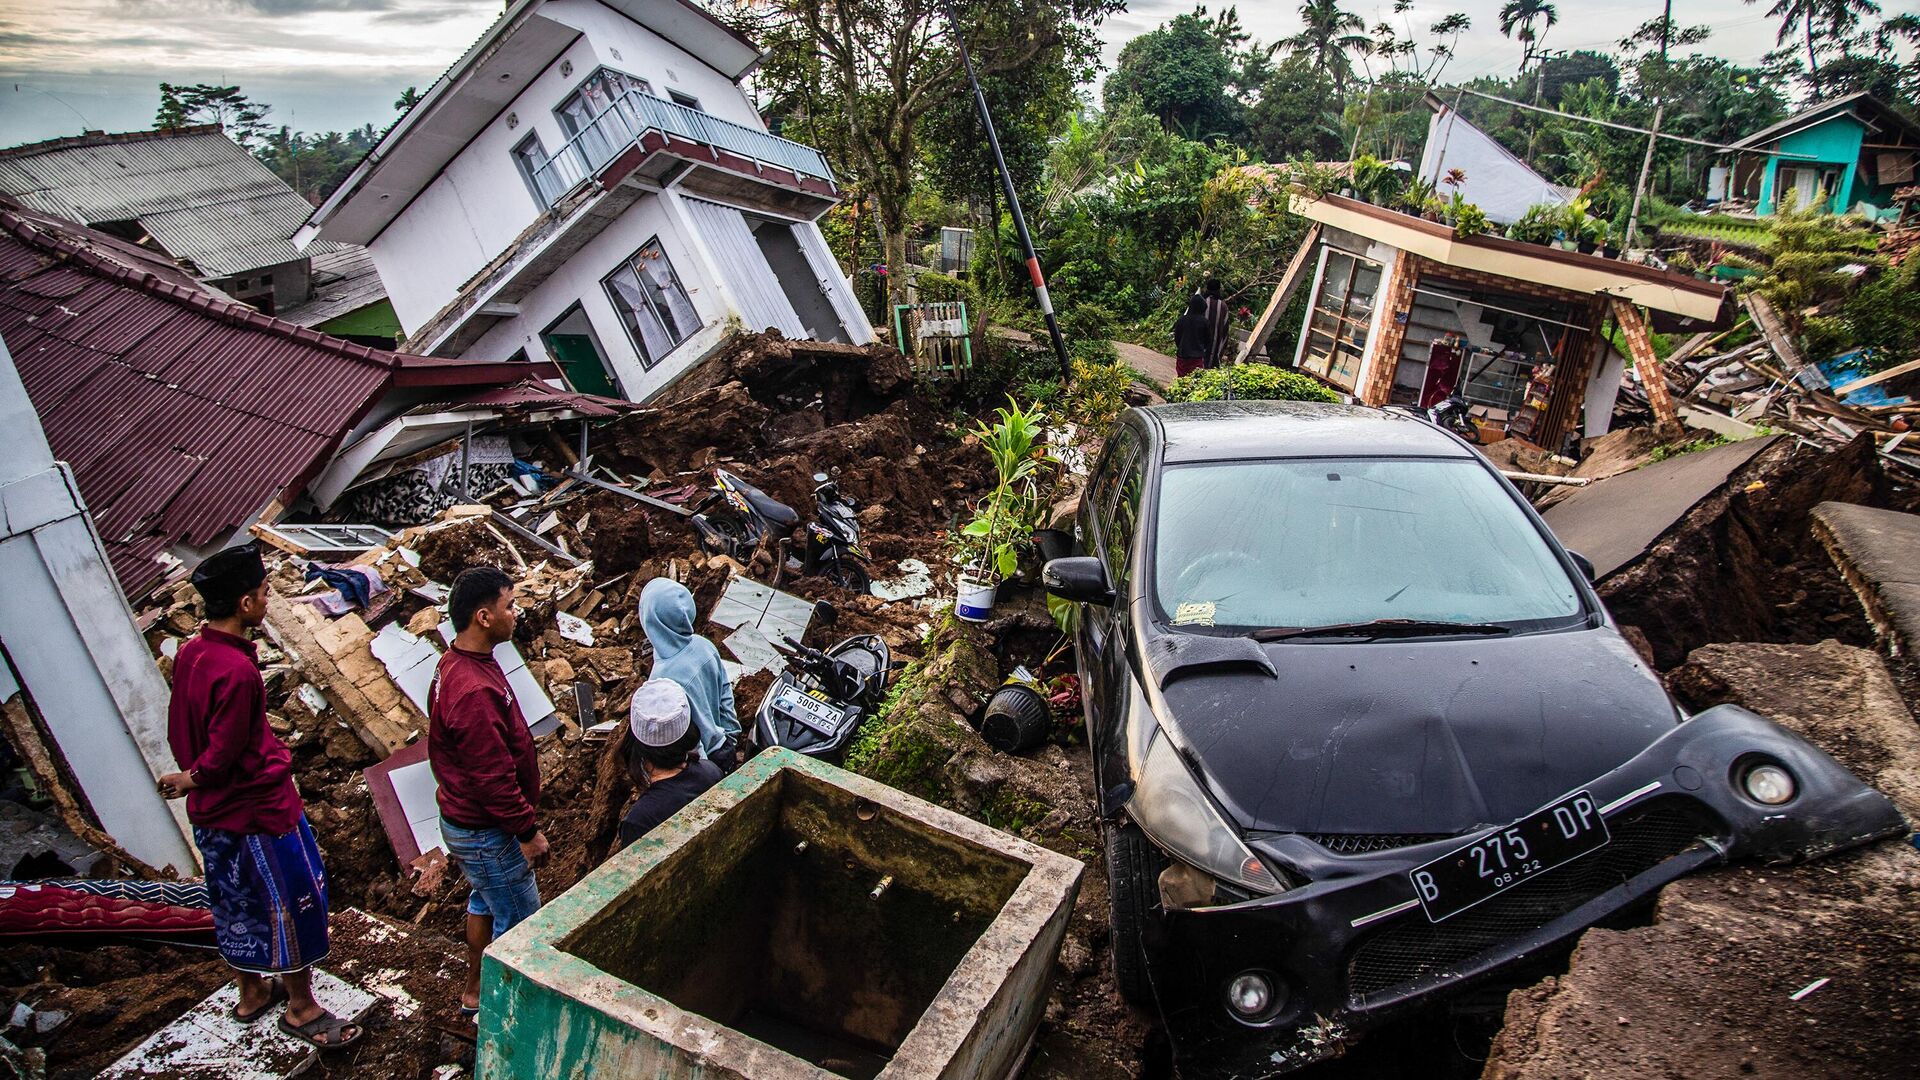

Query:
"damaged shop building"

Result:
[[294, 0, 873, 402]]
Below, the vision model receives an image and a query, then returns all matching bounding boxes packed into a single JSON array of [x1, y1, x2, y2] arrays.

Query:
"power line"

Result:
[[1442, 85, 1819, 158]]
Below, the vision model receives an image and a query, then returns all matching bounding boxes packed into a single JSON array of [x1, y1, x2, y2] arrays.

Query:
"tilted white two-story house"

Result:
[[296, 0, 872, 402]]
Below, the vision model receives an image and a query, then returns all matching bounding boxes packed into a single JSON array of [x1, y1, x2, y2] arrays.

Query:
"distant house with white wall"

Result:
[[295, 0, 872, 403]]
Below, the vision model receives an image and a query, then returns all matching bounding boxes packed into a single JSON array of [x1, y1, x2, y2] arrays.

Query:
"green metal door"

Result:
[[544, 332, 618, 397]]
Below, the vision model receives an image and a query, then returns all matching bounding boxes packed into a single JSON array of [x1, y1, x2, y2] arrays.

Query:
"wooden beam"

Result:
[[1237, 223, 1323, 363], [1610, 298, 1681, 431], [1832, 354, 1920, 397], [1742, 292, 1807, 373]]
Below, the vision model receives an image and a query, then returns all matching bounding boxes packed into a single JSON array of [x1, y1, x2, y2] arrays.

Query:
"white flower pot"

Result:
[[955, 570, 999, 623]]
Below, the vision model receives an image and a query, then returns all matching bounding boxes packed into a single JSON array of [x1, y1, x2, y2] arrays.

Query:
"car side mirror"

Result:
[[1568, 551, 1596, 583], [1043, 556, 1115, 606]]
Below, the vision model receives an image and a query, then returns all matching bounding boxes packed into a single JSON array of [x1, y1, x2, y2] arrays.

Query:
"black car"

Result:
[[1043, 400, 1904, 1077]]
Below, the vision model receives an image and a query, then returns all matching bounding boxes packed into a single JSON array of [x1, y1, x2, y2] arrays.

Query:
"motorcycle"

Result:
[[755, 618, 891, 765], [1427, 390, 1485, 444], [800, 470, 872, 593], [690, 467, 800, 562]]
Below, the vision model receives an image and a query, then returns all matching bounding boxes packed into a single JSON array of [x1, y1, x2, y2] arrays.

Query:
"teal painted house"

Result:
[[1727, 93, 1920, 218]]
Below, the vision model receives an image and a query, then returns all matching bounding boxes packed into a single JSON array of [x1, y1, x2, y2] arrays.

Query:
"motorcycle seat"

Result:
[[733, 477, 799, 527]]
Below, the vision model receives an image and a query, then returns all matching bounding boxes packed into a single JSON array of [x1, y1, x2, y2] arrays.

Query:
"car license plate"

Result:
[[775, 686, 842, 736], [1409, 790, 1609, 923]]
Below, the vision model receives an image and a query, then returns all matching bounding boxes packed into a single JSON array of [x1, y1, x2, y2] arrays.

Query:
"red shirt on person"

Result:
[[428, 645, 539, 839], [166, 626, 303, 835]]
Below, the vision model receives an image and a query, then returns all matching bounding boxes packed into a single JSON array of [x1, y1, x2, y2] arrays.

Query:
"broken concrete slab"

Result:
[[1811, 501, 1920, 657], [99, 968, 377, 1080], [1484, 640, 1920, 1080], [478, 747, 1082, 1080], [1541, 434, 1779, 580]]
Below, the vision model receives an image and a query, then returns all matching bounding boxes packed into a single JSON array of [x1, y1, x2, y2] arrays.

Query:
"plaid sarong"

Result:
[[193, 815, 329, 974]]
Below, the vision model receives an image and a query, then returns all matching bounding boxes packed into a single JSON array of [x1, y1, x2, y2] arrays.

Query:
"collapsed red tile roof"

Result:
[[0, 200, 556, 599]]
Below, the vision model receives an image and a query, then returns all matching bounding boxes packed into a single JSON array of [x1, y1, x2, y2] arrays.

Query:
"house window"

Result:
[[602, 237, 700, 368], [667, 90, 703, 112], [555, 67, 653, 174], [512, 134, 565, 208], [1298, 249, 1381, 392]]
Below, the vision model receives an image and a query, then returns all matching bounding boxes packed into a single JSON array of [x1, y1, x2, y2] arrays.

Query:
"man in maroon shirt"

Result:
[[158, 544, 361, 1050], [429, 565, 548, 1016]]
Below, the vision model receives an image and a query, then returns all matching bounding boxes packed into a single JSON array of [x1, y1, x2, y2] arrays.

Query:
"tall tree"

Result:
[[720, 0, 1116, 309], [394, 86, 422, 112], [1280, 0, 1372, 90], [1751, 0, 1879, 93], [155, 83, 272, 149], [1104, 11, 1242, 138], [1498, 0, 1559, 73]]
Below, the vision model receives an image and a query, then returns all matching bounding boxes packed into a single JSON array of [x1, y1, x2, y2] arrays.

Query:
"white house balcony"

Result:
[[408, 90, 841, 358]]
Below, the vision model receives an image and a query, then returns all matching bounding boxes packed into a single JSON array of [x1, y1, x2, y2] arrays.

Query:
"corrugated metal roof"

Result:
[[0, 126, 334, 276], [0, 204, 553, 600], [277, 246, 389, 328]]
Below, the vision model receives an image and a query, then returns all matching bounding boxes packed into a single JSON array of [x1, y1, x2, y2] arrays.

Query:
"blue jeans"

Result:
[[441, 819, 541, 939]]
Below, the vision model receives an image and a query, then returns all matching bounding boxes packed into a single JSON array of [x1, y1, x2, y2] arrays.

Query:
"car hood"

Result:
[[1153, 627, 1680, 836]]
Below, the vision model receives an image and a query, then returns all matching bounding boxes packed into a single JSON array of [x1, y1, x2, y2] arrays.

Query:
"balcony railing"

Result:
[[531, 90, 834, 205]]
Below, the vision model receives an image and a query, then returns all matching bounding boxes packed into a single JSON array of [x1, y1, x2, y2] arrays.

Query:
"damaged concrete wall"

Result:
[[0, 333, 197, 874]]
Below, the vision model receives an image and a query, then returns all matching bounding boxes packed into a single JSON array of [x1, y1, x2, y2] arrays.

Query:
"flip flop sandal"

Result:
[[277, 1008, 364, 1051], [232, 977, 287, 1024]]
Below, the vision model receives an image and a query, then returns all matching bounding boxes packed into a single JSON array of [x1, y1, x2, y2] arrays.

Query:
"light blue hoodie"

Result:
[[638, 577, 738, 759]]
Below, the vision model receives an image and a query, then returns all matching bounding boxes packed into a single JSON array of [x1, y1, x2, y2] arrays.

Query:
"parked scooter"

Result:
[[690, 468, 799, 562], [755, 608, 891, 764], [1427, 391, 1484, 444], [800, 469, 872, 593]]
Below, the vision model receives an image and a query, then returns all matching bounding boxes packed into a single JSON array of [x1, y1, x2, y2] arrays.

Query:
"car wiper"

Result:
[[1248, 619, 1513, 642]]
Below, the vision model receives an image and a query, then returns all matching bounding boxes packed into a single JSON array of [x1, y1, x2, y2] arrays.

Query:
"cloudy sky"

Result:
[[0, 0, 1799, 148]]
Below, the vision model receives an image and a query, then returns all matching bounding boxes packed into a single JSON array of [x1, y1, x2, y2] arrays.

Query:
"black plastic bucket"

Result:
[[980, 684, 1052, 753]]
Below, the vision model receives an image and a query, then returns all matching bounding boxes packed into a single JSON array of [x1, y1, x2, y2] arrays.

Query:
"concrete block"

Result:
[[478, 748, 1083, 1080], [99, 969, 377, 1080]]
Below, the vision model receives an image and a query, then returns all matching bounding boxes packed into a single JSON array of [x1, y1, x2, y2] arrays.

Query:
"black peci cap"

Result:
[[190, 543, 267, 604]]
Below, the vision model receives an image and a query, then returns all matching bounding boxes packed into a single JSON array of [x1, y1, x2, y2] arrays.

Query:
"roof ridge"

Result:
[[0, 124, 228, 158], [0, 205, 404, 373]]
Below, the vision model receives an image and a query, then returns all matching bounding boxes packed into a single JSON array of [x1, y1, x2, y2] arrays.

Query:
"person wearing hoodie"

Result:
[[638, 577, 742, 771], [1173, 294, 1211, 378]]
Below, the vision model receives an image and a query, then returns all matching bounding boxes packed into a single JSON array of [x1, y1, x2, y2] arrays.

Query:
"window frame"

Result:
[[511, 132, 558, 209], [666, 89, 703, 111], [600, 235, 699, 370], [1297, 248, 1381, 392], [554, 65, 654, 137]]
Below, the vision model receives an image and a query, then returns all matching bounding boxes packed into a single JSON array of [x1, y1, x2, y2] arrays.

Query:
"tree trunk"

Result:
[[1807, 22, 1822, 94]]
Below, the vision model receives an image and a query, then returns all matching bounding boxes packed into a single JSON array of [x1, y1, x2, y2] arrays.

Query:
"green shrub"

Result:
[[1064, 358, 1132, 429], [1164, 364, 1340, 403]]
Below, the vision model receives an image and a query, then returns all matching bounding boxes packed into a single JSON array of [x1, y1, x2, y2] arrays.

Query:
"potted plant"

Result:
[[954, 398, 1056, 622], [1507, 204, 1559, 246]]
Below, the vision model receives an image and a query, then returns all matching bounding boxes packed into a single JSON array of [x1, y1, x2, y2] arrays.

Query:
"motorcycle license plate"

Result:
[[775, 685, 843, 736], [1409, 790, 1609, 923]]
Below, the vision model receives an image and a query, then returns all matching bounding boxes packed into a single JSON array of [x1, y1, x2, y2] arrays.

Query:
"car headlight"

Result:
[[1129, 732, 1283, 894], [1741, 761, 1797, 805]]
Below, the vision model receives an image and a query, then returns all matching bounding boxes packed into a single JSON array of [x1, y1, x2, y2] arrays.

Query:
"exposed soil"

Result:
[[1600, 433, 1890, 670], [1485, 640, 1920, 1080]]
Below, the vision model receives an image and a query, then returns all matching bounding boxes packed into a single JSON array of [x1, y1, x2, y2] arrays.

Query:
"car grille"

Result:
[[1345, 797, 1724, 1003], [1305, 833, 1453, 855]]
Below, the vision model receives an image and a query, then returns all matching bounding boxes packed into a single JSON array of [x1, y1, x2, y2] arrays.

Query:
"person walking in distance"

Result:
[[1173, 294, 1211, 379], [158, 544, 362, 1050], [1203, 278, 1231, 368], [429, 566, 548, 1017]]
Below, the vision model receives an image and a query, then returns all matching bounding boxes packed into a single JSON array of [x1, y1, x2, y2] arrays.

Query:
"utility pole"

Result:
[[1624, 0, 1673, 251], [943, 2, 1073, 382]]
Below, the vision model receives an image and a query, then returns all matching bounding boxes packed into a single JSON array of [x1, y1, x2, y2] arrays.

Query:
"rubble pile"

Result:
[[1622, 293, 1918, 478]]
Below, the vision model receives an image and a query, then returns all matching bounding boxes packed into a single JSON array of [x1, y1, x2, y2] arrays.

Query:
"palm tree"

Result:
[[1498, 0, 1559, 72], [1752, 0, 1882, 92], [1282, 0, 1373, 90]]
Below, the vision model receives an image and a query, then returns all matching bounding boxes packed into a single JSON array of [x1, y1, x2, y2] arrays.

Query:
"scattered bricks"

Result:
[[312, 612, 373, 658], [406, 607, 441, 636], [545, 657, 576, 684], [573, 646, 634, 683]]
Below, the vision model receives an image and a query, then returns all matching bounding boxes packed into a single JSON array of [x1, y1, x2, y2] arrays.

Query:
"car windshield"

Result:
[[1152, 457, 1583, 632]]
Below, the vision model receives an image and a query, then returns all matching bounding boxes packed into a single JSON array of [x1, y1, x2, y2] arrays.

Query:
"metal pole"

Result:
[[1626, 100, 1663, 250], [942, 2, 1072, 382]]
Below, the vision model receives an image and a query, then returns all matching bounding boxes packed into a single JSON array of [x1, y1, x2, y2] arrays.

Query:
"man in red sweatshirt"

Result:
[[429, 565, 548, 1016], [158, 544, 361, 1050]]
